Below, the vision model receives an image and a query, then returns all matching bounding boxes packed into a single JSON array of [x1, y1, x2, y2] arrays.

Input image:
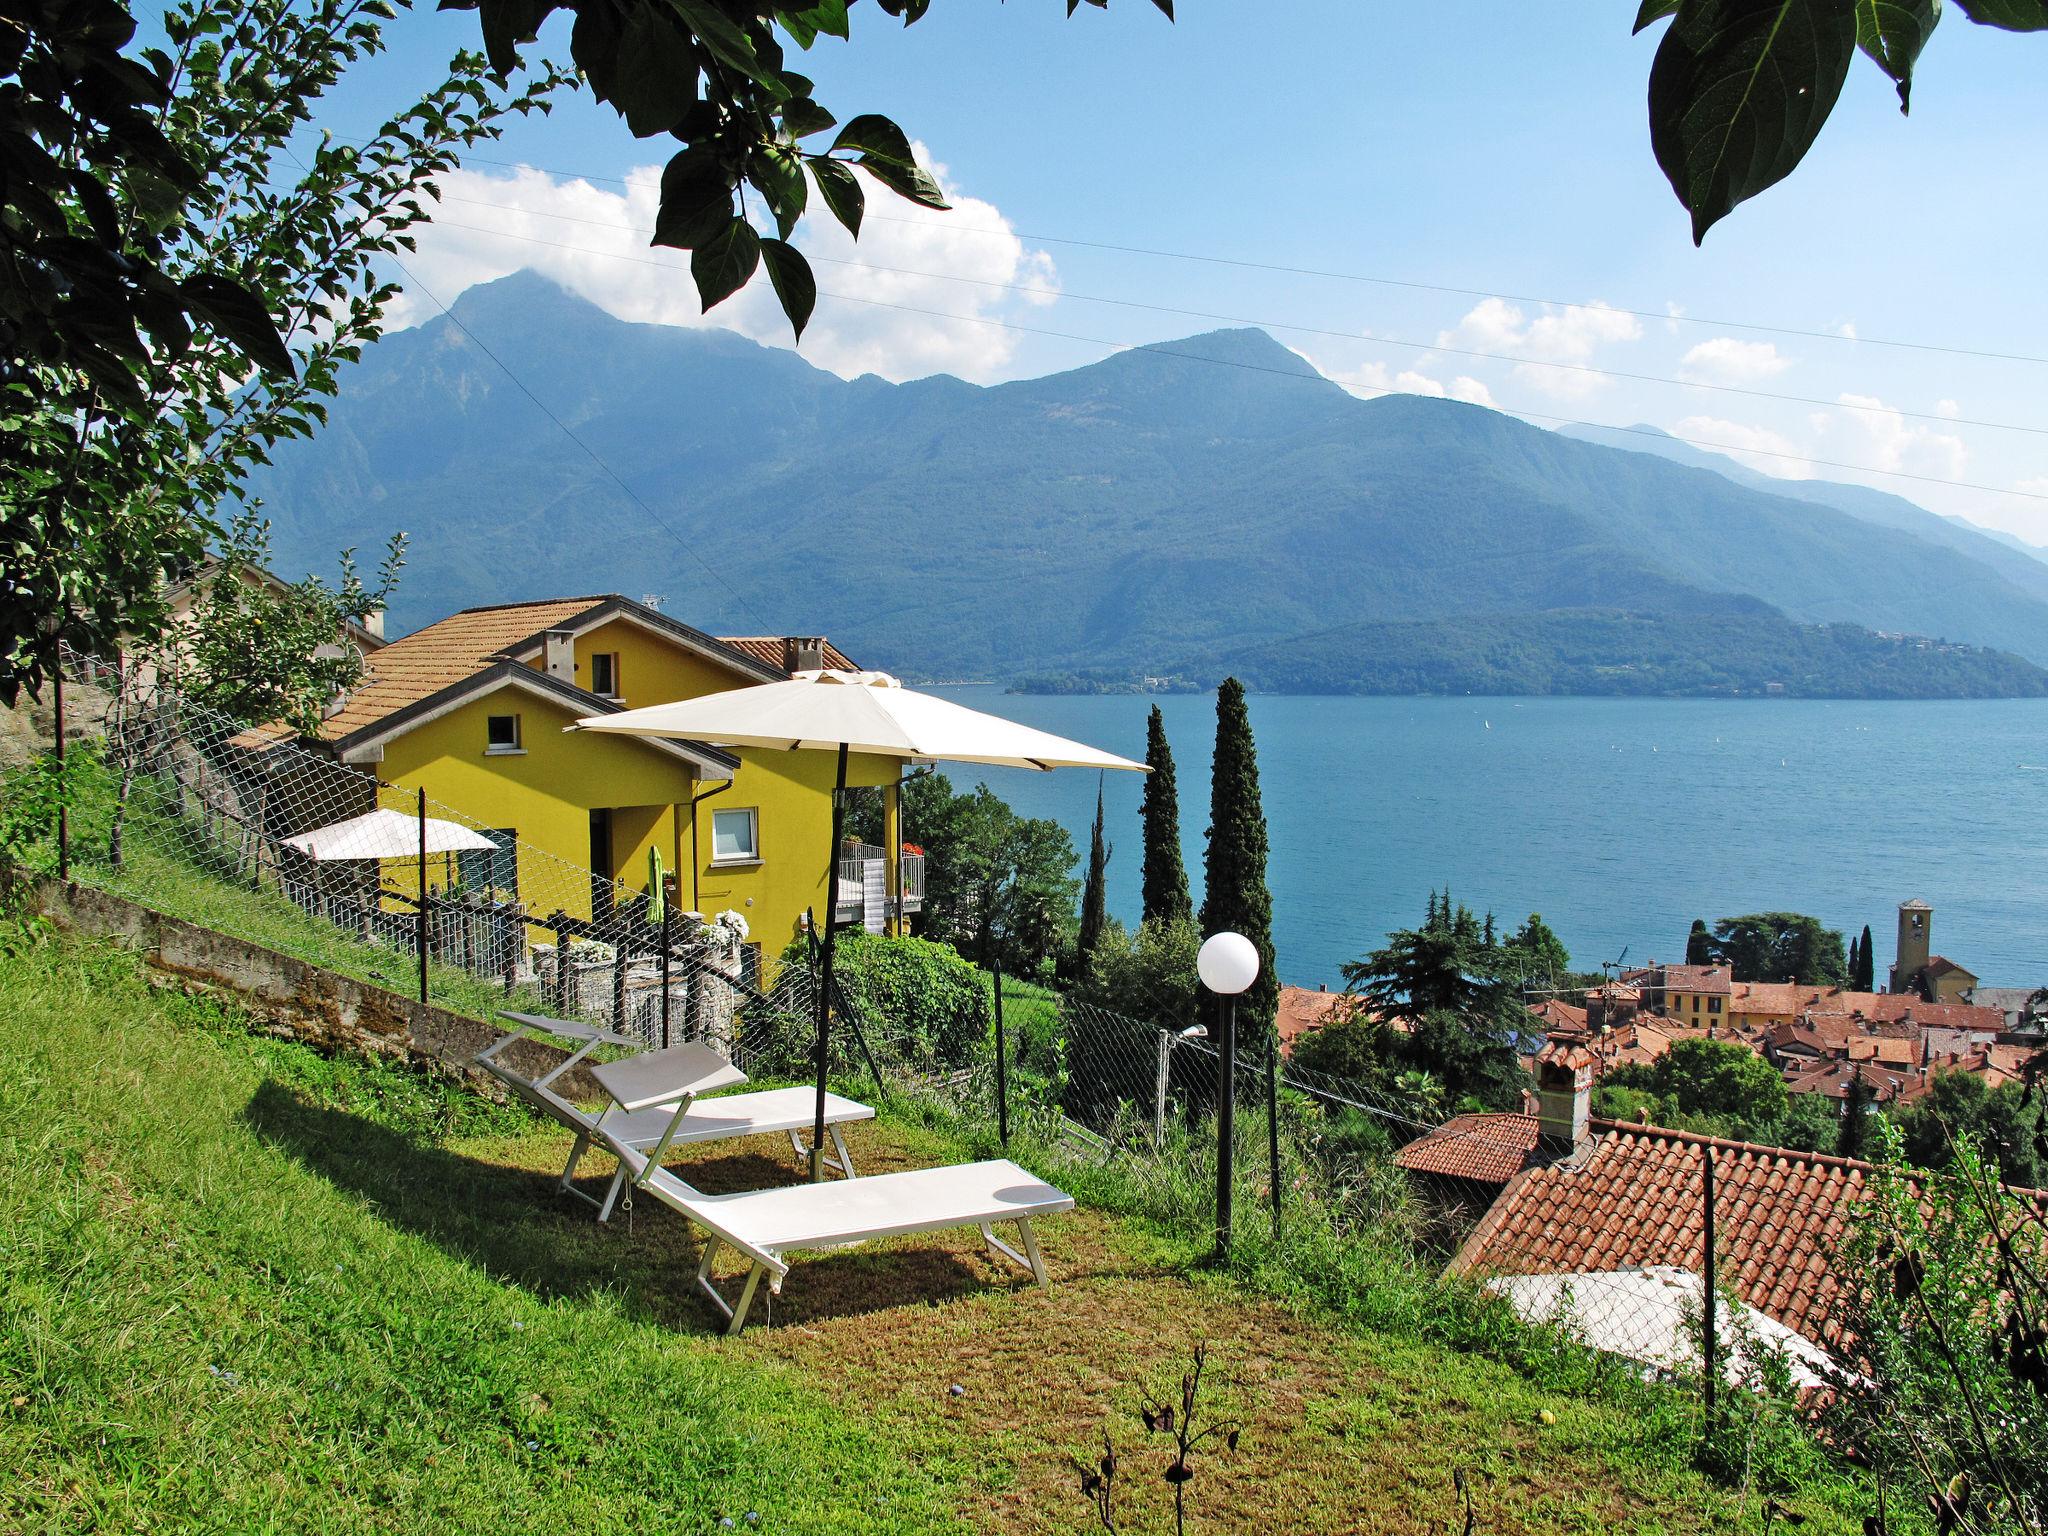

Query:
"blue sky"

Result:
[[316, 3, 2048, 539]]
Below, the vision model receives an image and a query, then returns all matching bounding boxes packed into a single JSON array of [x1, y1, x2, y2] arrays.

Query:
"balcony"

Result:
[[834, 842, 926, 931]]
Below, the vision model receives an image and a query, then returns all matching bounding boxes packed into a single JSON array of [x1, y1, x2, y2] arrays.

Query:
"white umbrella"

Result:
[[285, 803, 498, 1008], [284, 807, 497, 860], [571, 669, 1145, 771], [571, 669, 1146, 1178]]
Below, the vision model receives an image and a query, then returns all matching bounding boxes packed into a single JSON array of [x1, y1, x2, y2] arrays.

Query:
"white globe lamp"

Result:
[[1198, 931, 1260, 996]]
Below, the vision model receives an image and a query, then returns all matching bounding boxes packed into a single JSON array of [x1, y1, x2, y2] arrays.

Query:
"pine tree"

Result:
[[1685, 918, 1712, 966], [1855, 924, 1876, 991], [1139, 705, 1192, 926], [1077, 776, 1110, 967], [1201, 678, 1277, 1041]]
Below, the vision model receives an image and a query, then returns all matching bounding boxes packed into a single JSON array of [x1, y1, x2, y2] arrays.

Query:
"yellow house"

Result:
[[313, 595, 914, 978]]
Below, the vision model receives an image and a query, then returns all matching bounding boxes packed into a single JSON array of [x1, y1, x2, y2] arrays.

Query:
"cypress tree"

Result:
[[1139, 706, 1192, 927], [1837, 1067, 1873, 1160], [1076, 776, 1110, 968], [1855, 924, 1876, 991], [1200, 678, 1277, 1041], [1846, 932, 1859, 986], [1685, 918, 1712, 966]]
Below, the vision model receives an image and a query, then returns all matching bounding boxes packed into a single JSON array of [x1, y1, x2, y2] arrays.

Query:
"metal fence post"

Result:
[[1702, 1144, 1718, 1433], [993, 955, 1009, 1146], [1154, 1027, 1172, 1150], [1215, 994, 1236, 1263], [52, 663, 68, 881], [1267, 1031, 1282, 1245], [659, 904, 673, 1049]]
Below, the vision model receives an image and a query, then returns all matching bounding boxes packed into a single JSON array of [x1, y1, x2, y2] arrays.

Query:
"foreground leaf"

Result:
[[1951, 0, 2048, 26], [691, 216, 762, 310], [1648, 0, 1859, 244], [760, 237, 817, 339], [1855, 0, 1942, 110]]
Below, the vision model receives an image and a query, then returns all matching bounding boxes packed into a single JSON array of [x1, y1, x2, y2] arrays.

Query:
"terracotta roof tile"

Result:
[[317, 597, 601, 741], [1528, 999, 1589, 1030], [1277, 985, 1352, 1048], [1394, 1113, 1547, 1185], [716, 636, 859, 675], [1450, 1121, 1875, 1348]]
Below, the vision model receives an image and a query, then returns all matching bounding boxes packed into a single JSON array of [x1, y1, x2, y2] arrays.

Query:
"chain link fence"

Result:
[[19, 648, 1846, 1445]]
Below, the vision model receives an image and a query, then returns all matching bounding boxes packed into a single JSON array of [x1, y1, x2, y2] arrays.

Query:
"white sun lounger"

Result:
[[474, 1014, 876, 1222], [598, 1115, 1076, 1332]]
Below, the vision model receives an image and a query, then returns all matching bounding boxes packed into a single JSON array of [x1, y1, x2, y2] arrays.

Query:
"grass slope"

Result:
[[0, 933, 1860, 1533]]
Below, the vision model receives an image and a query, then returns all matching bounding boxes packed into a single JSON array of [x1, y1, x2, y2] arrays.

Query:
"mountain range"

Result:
[[248, 270, 2048, 697]]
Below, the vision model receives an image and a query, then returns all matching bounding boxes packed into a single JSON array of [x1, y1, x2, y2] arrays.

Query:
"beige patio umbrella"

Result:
[[285, 804, 499, 1005], [573, 669, 1146, 1176]]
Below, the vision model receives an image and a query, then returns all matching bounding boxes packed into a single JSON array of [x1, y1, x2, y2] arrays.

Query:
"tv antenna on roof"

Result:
[[1602, 944, 1629, 981], [641, 593, 665, 611]]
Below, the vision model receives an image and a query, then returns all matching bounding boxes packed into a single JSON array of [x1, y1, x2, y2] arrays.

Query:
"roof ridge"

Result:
[[452, 594, 615, 616], [1589, 1116, 1877, 1174]]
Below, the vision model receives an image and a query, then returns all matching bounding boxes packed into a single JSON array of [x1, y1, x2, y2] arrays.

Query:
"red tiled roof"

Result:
[[1528, 998, 1588, 1031], [1277, 985, 1352, 1049], [1394, 1113, 1547, 1185], [1450, 1121, 1874, 1348], [316, 597, 602, 741], [716, 636, 860, 675], [1658, 964, 1733, 996]]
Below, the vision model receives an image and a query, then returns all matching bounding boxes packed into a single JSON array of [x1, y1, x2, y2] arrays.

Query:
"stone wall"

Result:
[[28, 878, 597, 1099]]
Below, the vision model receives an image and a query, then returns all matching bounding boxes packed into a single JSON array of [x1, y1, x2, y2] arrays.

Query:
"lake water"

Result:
[[927, 689, 2048, 991]]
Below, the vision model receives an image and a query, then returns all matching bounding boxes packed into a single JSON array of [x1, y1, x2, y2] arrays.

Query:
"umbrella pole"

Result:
[[813, 743, 849, 1181]]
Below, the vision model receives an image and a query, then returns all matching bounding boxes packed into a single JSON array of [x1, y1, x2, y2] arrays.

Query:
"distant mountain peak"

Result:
[[445, 267, 593, 318], [1140, 327, 1325, 377]]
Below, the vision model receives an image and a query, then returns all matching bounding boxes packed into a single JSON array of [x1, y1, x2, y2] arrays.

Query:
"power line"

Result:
[[378, 253, 776, 628], [426, 194, 2046, 440], [392, 216, 2048, 504], [423, 146, 2048, 370]]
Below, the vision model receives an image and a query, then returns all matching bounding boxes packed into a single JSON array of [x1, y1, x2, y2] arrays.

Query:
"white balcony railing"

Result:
[[834, 842, 925, 929]]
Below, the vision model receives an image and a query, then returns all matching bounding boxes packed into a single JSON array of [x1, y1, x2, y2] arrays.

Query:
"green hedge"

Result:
[[829, 933, 991, 1070]]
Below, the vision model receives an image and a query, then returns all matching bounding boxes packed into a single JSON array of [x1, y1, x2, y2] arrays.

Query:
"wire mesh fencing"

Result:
[[37, 648, 824, 1064], [19, 648, 1850, 1440]]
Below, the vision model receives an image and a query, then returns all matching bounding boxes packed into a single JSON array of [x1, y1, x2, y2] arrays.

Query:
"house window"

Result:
[[1708, 997, 1722, 1015], [485, 714, 522, 754], [589, 652, 621, 698], [457, 828, 519, 897], [711, 808, 759, 864]]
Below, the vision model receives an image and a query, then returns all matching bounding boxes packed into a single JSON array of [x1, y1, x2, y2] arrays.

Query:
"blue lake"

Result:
[[927, 689, 2048, 991]]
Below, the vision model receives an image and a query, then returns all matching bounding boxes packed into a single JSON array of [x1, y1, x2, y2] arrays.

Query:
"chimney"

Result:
[[361, 608, 386, 640], [1533, 1029, 1593, 1152], [543, 629, 576, 682], [788, 636, 827, 673]]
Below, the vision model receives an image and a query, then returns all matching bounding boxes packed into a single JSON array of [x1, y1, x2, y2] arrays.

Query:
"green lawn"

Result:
[[0, 928, 1875, 1534]]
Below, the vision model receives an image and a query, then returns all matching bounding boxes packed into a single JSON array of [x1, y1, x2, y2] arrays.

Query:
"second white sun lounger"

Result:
[[599, 1114, 1075, 1333], [474, 1015, 875, 1221]]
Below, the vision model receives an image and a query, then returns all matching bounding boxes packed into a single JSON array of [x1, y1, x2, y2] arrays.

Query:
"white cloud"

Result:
[[1838, 322, 1858, 339], [1670, 414, 1814, 479], [1934, 399, 1961, 419], [2017, 476, 2048, 497], [1813, 393, 1968, 481], [1314, 355, 1494, 408], [1678, 337, 1794, 384], [390, 153, 1059, 383], [1438, 297, 1642, 400]]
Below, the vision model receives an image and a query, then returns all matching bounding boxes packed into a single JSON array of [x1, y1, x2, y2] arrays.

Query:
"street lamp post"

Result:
[[1197, 931, 1260, 1265]]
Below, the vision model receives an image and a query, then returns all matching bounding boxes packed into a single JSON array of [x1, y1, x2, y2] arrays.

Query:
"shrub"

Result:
[[828, 932, 991, 1071]]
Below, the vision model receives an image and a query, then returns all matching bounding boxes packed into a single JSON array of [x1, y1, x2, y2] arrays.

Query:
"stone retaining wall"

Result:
[[28, 878, 596, 1099]]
